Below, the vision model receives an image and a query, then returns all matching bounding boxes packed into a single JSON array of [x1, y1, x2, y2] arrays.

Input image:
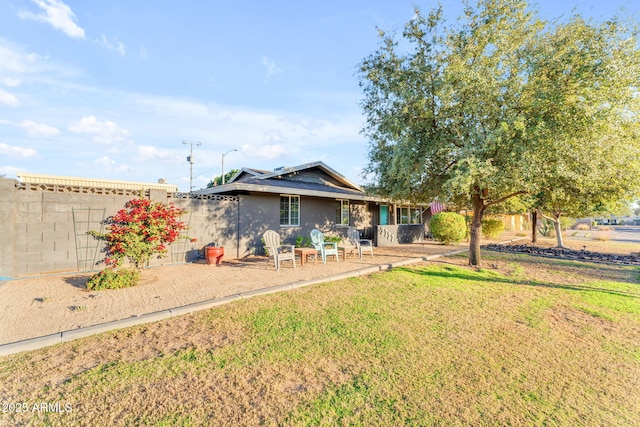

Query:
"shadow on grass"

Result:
[[393, 263, 640, 300], [480, 251, 640, 285]]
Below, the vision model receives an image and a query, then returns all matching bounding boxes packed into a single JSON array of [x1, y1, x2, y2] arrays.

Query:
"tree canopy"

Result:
[[207, 169, 239, 188], [359, 0, 640, 264]]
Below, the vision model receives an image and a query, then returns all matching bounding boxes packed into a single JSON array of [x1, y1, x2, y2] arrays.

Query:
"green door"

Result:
[[379, 205, 389, 225]]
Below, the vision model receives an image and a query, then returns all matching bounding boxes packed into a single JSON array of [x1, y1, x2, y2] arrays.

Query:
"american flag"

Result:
[[430, 200, 446, 214]]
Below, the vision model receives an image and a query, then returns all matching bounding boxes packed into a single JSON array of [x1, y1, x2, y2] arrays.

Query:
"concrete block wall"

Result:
[[0, 178, 240, 278], [0, 179, 16, 278]]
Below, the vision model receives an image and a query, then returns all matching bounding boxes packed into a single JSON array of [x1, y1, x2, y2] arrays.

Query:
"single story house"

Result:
[[192, 161, 432, 252]]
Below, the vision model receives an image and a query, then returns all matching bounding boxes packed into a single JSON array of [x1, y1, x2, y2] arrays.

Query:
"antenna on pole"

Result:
[[182, 140, 201, 192]]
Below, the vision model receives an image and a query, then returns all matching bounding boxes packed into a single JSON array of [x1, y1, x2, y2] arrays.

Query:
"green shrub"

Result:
[[481, 218, 505, 239], [87, 268, 140, 290], [324, 235, 342, 243], [537, 218, 556, 237], [430, 212, 467, 244], [295, 235, 312, 248]]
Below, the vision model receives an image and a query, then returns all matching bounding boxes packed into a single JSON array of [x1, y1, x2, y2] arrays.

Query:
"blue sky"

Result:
[[0, 0, 637, 192]]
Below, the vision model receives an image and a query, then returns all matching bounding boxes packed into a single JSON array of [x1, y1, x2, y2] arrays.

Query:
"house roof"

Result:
[[195, 161, 384, 202]]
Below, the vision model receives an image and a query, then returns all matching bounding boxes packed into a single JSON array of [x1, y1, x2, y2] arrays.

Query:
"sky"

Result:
[[1, 0, 638, 192]]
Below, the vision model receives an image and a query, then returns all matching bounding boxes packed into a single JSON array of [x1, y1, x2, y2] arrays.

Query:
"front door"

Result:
[[379, 205, 389, 225]]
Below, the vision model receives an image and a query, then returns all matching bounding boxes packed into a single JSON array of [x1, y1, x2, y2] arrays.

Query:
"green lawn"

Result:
[[1, 252, 639, 426]]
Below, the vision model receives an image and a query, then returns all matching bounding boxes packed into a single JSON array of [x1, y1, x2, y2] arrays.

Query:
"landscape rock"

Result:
[[482, 243, 640, 265]]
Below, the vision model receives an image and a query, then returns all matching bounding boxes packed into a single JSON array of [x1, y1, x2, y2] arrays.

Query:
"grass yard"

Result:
[[1, 251, 639, 426]]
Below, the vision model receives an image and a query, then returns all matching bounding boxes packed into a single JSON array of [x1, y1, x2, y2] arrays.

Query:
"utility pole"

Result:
[[183, 140, 201, 192], [221, 149, 238, 185]]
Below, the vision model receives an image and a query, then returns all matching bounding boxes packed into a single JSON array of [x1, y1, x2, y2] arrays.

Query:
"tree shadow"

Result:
[[393, 262, 640, 299], [481, 251, 640, 285]]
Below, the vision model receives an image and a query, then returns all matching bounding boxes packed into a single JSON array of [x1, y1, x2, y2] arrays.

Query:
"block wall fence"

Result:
[[0, 178, 240, 279]]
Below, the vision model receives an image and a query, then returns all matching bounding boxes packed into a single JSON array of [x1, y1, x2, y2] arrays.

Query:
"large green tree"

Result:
[[527, 15, 640, 247], [359, 0, 640, 264]]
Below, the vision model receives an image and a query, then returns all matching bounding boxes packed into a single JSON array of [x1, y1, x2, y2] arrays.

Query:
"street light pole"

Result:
[[221, 149, 238, 185]]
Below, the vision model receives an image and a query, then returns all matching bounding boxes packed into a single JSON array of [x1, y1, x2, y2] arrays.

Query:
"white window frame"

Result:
[[280, 195, 300, 227], [397, 205, 422, 225], [336, 199, 349, 227]]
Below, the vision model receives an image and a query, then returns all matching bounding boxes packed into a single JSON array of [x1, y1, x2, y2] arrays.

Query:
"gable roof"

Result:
[[195, 161, 381, 201], [228, 167, 270, 182]]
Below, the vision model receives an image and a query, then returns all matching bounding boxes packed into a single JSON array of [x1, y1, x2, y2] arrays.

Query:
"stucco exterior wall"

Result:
[[375, 224, 426, 246], [237, 194, 358, 256]]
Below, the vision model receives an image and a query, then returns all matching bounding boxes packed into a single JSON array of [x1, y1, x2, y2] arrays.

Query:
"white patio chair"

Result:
[[348, 226, 374, 259], [262, 230, 296, 271]]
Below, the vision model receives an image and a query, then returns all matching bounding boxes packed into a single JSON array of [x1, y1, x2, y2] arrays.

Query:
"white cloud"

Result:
[[93, 156, 132, 174], [20, 120, 61, 137], [97, 35, 126, 56], [0, 88, 19, 106], [2, 77, 21, 87], [18, 0, 85, 39], [0, 165, 26, 177], [69, 116, 130, 144], [136, 145, 182, 163], [0, 39, 84, 82], [241, 143, 288, 160], [0, 143, 38, 158], [261, 56, 283, 80]]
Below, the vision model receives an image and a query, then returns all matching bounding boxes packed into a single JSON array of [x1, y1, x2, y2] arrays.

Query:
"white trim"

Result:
[[279, 194, 300, 227], [336, 199, 349, 226]]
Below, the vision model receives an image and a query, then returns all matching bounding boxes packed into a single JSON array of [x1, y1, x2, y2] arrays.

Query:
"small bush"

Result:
[[481, 218, 505, 239], [537, 218, 556, 238], [87, 268, 140, 290], [295, 235, 312, 248], [324, 235, 342, 243], [593, 231, 611, 241], [430, 212, 467, 244], [575, 223, 591, 230]]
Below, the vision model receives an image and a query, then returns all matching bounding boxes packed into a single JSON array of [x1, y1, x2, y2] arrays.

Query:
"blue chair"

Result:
[[310, 229, 339, 263]]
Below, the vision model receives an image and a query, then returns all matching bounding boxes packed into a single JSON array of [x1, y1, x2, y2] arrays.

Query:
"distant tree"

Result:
[[207, 169, 239, 188], [359, 0, 640, 265]]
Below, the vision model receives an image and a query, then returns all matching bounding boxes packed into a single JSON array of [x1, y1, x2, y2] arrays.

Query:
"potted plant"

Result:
[[205, 242, 224, 265]]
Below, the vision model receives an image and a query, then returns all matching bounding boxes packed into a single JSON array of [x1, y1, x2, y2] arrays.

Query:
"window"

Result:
[[411, 208, 422, 224], [397, 206, 422, 224], [280, 195, 300, 226], [398, 207, 409, 224], [336, 200, 349, 226]]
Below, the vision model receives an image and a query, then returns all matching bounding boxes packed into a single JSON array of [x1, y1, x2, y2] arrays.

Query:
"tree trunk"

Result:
[[469, 193, 485, 266], [553, 215, 565, 248], [531, 210, 538, 243]]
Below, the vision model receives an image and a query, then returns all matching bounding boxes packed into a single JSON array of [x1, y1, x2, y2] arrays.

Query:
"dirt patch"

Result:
[[0, 242, 467, 346]]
